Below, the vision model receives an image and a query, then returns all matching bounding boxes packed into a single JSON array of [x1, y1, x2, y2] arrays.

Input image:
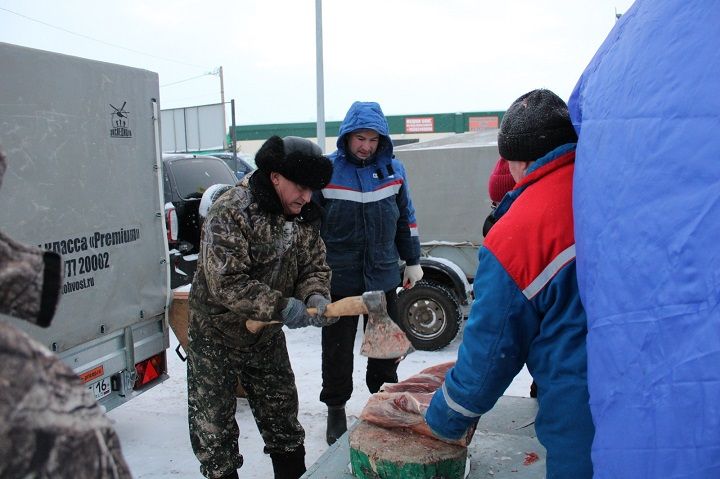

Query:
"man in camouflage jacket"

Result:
[[187, 136, 335, 479], [0, 149, 132, 478]]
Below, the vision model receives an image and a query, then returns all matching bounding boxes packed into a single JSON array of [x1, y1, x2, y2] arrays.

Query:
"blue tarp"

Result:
[[569, 1, 720, 477]]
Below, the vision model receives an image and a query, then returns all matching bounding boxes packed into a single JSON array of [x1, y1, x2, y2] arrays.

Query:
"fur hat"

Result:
[[498, 89, 578, 162], [255, 136, 333, 190], [488, 157, 516, 203]]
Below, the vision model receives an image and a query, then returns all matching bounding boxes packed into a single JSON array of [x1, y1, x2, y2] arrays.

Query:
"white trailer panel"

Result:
[[0, 42, 169, 410]]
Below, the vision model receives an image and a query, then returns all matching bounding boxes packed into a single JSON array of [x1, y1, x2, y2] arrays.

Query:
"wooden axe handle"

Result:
[[245, 295, 369, 333], [322, 295, 369, 317]]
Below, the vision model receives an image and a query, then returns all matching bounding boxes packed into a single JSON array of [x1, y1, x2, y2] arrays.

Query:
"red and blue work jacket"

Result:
[[425, 144, 595, 479]]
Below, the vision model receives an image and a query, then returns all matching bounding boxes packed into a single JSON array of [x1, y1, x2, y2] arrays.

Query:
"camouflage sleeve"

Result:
[[293, 224, 331, 302], [0, 230, 62, 327], [200, 203, 284, 322], [0, 324, 132, 478]]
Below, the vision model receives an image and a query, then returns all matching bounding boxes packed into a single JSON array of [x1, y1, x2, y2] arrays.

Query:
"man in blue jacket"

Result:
[[316, 101, 423, 445], [424, 89, 595, 478]]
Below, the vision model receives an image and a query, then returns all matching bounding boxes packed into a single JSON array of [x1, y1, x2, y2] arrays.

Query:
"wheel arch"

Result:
[[414, 258, 471, 306]]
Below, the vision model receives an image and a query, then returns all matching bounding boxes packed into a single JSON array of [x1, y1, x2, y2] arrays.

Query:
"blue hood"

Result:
[[336, 101, 392, 160]]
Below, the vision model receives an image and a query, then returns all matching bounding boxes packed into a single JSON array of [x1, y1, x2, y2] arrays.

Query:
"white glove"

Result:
[[403, 264, 423, 289]]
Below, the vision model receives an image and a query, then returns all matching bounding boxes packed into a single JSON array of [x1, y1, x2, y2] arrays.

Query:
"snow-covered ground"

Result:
[[109, 321, 532, 478]]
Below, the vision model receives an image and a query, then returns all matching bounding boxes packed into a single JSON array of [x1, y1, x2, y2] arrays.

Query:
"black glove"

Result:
[[306, 294, 330, 316], [306, 294, 339, 327], [281, 297, 313, 329], [482, 211, 497, 237]]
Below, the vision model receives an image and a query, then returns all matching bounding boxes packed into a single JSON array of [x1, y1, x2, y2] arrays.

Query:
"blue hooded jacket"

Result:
[[317, 101, 421, 296]]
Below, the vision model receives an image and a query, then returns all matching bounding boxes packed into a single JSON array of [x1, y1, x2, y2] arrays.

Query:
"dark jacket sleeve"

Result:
[[393, 160, 421, 266]]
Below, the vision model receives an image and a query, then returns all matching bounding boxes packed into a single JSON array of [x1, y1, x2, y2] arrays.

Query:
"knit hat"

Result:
[[255, 136, 333, 190], [487, 157, 516, 203], [498, 89, 578, 162]]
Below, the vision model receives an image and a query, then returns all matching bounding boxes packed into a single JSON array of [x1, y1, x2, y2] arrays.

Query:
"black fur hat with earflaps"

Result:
[[254, 136, 333, 190]]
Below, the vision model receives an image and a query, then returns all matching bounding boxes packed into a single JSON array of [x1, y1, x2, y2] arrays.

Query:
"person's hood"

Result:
[[336, 101, 393, 161], [0, 149, 62, 327]]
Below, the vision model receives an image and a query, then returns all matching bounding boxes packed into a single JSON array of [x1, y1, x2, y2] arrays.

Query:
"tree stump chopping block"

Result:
[[349, 420, 467, 479]]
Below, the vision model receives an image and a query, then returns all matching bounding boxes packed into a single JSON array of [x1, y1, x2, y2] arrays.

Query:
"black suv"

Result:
[[207, 151, 256, 180], [162, 154, 237, 288]]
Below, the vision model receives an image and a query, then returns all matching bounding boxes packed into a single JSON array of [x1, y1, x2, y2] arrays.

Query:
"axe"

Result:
[[358, 290, 415, 359], [245, 291, 414, 359]]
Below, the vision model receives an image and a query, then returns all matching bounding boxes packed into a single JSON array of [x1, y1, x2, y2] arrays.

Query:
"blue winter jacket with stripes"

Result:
[[317, 101, 421, 296]]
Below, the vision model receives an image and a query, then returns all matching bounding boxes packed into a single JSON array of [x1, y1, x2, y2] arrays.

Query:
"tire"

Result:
[[396, 280, 462, 351]]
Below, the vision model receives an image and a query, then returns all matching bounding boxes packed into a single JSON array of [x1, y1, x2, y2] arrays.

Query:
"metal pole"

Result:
[[315, 0, 326, 152], [231, 99, 237, 173], [219, 66, 227, 150]]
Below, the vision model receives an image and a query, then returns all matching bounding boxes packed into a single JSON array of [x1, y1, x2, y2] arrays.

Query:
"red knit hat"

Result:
[[488, 157, 516, 203]]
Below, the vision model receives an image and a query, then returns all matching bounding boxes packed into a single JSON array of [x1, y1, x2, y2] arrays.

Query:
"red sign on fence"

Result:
[[405, 117, 435, 133], [468, 116, 499, 131]]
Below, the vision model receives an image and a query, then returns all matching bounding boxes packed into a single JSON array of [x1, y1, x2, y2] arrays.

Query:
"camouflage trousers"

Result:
[[187, 328, 304, 479]]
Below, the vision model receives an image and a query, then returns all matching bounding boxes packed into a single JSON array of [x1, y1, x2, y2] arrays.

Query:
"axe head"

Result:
[[360, 291, 415, 359]]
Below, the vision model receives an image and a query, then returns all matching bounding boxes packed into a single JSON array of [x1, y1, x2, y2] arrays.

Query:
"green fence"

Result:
[[229, 111, 504, 142]]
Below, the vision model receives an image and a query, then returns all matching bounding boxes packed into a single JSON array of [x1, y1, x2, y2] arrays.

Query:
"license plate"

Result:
[[88, 376, 111, 401]]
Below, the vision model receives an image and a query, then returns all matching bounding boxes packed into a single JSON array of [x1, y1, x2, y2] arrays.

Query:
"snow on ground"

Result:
[[109, 321, 532, 478]]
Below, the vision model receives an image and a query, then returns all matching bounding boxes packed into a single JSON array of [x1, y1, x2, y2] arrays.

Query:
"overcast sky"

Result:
[[1, 0, 635, 125]]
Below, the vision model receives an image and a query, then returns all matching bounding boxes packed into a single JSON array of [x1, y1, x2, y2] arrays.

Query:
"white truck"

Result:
[[394, 131, 500, 350], [0, 42, 170, 411]]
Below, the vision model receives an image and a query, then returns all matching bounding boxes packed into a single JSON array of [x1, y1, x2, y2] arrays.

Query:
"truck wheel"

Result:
[[397, 281, 462, 351]]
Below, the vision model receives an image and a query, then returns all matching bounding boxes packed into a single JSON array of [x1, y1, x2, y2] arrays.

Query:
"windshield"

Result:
[[169, 158, 237, 199], [212, 152, 256, 170], [239, 153, 256, 169]]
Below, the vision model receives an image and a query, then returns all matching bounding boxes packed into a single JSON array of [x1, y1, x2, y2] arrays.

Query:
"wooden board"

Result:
[[349, 420, 467, 479], [168, 290, 247, 398], [168, 290, 190, 347]]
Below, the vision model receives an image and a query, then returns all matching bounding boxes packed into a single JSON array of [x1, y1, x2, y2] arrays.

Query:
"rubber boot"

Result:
[[270, 445, 306, 479], [530, 380, 538, 398], [326, 404, 347, 446]]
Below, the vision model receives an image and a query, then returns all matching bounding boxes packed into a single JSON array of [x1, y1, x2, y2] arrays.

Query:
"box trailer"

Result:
[[0, 42, 170, 411]]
